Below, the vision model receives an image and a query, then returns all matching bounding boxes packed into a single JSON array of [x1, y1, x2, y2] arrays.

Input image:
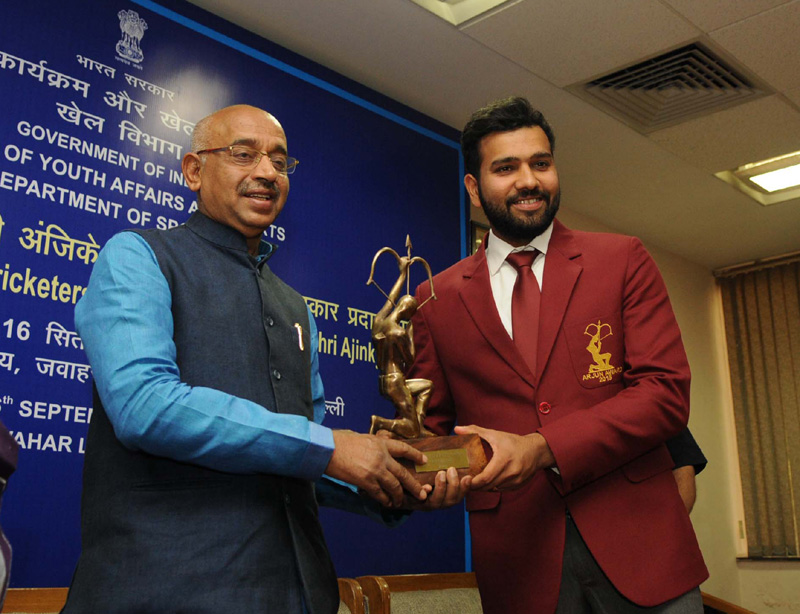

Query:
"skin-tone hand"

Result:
[[326, 430, 430, 508], [406, 467, 472, 511], [672, 465, 697, 513], [455, 424, 555, 491], [374, 429, 471, 510]]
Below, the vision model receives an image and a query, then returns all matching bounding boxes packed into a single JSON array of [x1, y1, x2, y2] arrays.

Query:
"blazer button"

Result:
[[273, 369, 282, 380], [538, 402, 551, 414]]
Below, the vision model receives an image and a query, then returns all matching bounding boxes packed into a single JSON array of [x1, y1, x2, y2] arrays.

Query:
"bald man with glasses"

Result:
[[62, 105, 434, 614]]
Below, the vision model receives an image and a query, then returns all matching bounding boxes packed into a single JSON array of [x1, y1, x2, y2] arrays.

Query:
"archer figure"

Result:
[[584, 321, 615, 372], [367, 236, 436, 439]]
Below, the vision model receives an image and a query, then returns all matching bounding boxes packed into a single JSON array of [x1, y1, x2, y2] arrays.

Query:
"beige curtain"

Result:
[[719, 261, 800, 558]]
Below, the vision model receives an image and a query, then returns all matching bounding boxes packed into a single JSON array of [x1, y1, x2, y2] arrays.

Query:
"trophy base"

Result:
[[399, 433, 489, 488]]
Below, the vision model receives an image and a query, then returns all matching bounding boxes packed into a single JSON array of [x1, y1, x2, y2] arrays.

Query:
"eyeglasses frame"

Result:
[[195, 144, 299, 175]]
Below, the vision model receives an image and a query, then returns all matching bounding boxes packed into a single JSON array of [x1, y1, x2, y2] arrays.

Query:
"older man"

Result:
[[62, 105, 429, 614]]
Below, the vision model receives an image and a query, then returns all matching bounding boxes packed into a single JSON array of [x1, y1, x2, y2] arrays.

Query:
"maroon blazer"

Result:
[[409, 220, 708, 614]]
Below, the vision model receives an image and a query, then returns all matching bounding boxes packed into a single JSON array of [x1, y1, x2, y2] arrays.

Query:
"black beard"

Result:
[[479, 186, 561, 244]]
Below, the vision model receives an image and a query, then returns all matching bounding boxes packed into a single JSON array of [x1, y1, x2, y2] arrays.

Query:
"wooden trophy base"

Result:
[[398, 433, 489, 489]]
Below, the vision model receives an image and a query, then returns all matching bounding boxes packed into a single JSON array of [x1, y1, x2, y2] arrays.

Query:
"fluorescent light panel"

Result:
[[715, 149, 800, 206], [749, 163, 800, 192]]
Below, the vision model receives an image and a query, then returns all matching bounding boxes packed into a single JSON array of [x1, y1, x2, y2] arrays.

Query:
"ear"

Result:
[[464, 174, 482, 209], [181, 153, 203, 192]]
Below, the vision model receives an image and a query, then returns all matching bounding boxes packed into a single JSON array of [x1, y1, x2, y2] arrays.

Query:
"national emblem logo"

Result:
[[115, 10, 148, 64]]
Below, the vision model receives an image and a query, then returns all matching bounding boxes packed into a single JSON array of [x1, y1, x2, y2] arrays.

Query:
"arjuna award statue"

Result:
[[367, 237, 487, 487]]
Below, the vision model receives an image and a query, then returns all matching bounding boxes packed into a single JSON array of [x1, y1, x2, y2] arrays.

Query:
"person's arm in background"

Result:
[[666, 428, 707, 513]]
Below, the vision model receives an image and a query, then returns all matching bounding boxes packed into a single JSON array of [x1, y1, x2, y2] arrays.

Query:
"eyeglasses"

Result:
[[196, 144, 299, 175]]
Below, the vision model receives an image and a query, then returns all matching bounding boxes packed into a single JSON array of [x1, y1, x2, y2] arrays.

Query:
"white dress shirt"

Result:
[[484, 223, 554, 339]]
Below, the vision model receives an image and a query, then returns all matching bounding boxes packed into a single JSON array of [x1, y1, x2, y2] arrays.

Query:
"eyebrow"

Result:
[[231, 137, 288, 155], [490, 156, 519, 167], [489, 151, 553, 167]]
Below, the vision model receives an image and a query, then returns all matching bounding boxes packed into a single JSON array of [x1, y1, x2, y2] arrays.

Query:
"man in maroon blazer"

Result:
[[408, 97, 708, 613]]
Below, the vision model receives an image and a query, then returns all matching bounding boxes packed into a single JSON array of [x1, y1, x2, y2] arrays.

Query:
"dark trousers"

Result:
[[556, 514, 703, 614]]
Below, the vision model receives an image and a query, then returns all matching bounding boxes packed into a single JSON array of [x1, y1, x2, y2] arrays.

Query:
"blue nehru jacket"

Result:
[[64, 212, 339, 614]]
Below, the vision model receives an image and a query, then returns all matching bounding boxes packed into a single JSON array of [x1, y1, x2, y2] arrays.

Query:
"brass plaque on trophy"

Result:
[[416, 449, 470, 473], [367, 237, 488, 488]]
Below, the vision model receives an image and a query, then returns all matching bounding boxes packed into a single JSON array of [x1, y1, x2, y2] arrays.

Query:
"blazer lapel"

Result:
[[458, 243, 538, 387], [537, 220, 583, 380]]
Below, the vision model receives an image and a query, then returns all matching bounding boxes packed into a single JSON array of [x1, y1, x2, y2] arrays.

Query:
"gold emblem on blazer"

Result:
[[583, 321, 622, 383]]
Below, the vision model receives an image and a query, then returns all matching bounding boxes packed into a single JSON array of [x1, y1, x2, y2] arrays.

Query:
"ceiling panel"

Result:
[[461, 0, 700, 87], [710, 1, 800, 92], [787, 86, 800, 107], [662, 0, 792, 32], [186, 0, 561, 128], [648, 96, 800, 172]]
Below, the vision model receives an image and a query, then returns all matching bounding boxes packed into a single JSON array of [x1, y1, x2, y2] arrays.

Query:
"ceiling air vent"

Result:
[[569, 43, 770, 133]]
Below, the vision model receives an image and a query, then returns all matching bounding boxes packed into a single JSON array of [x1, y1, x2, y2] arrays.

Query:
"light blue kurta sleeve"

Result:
[[75, 231, 334, 480]]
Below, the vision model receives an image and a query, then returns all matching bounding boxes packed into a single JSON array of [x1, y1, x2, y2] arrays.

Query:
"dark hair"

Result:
[[461, 96, 555, 177]]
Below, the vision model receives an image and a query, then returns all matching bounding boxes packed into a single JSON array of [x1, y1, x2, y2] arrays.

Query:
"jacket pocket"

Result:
[[564, 312, 625, 389], [622, 445, 673, 483]]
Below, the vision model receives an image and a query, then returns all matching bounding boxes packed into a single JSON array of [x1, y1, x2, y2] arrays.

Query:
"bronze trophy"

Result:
[[367, 237, 488, 488]]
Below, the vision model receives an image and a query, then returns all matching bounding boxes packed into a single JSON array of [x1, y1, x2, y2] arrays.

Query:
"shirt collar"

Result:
[[185, 211, 277, 261], [485, 222, 554, 276]]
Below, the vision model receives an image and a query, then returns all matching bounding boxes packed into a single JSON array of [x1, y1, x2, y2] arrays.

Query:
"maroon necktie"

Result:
[[506, 250, 540, 375]]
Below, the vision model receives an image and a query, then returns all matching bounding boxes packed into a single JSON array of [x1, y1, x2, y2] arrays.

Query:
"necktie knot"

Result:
[[506, 249, 539, 271]]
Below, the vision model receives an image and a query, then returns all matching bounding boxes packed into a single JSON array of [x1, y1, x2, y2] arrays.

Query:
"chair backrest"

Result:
[[1, 587, 68, 613], [357, 572, 482, 614], [338, 578, 366, 614], [1, 584, 368, 614]]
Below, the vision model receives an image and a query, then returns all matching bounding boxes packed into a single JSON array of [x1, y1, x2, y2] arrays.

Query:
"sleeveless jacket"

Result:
[[62, 213, 338, 614]]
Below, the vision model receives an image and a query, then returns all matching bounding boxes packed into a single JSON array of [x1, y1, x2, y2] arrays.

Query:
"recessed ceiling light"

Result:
[[749, 163, 800, 193], [714, 150, 800, 206], [408, 0, 515, 26]]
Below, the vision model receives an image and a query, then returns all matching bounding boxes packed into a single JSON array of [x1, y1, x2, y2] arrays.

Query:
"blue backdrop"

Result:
[[0, 0, 467, 587]]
